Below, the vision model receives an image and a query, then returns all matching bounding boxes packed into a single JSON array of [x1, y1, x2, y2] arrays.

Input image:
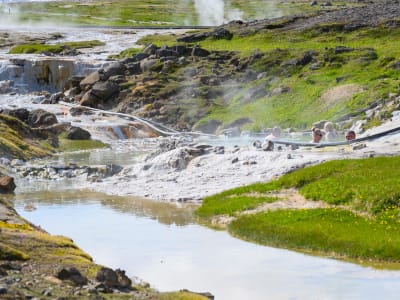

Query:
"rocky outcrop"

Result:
[[66, 126, 91, 140], [0, 176, 16, 193], [27, 109, 58, 128]]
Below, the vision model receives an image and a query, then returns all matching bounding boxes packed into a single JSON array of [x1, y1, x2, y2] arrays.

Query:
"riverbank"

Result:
[[0, 196, 212, 299]]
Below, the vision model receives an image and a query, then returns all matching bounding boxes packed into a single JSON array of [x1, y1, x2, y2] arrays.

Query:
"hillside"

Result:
[[67, 0, 400, 134]]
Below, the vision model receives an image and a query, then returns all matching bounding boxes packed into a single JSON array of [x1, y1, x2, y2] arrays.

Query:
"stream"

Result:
[[2, 22, 400, 300], [9, 145, 400, 300]]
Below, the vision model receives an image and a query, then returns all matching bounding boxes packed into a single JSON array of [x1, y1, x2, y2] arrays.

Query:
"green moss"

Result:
[[8, 40, 105, 54], [0, 242, 29, 261], [57, 133, 108, 152], [109, 47, 142, 59], [0, 114, 54, 160]]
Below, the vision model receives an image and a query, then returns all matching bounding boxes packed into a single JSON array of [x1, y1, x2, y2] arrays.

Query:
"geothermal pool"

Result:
[[10, 145, 400, 300], [2, 23, 400, 300]]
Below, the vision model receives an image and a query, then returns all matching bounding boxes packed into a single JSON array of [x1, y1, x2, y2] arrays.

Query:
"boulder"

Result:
[[104, 62, 126, 78], [0, 176, 16, 193], [142, 43, 158, 55], [66, 127, 91, 140], [96, 267, 131, 289], [27, 109, 58, 128], [191, 46, 210, 57], [56, 267, 88, 286], [7, 108, 29, 123], [132, 52, 150, 61], [80, 70, 105, 90], [90, 81, 120, 101], [0, 80, 13, 94], [80, 90, 101, 107], [140, 58, 159, 72]]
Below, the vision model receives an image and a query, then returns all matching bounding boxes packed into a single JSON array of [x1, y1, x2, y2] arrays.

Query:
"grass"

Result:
[[135, 25, 400, 130], [8, 40, 105, 54], [57, 132, 108, 152], [229, 208, 400, 263], [196, 156, 400, 266], [0, 114, 53, 160], [1, 0, 341, 27]]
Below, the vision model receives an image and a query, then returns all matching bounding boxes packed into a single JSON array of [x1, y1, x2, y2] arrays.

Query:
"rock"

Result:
[[69, 106, 93, 116], [353, 143, 367, 150], [90, 81, 120, 101], [7, 108, 29, 123], [126, 62, 142, 74], [191, 46, 210, 57], [56, 267, 88, 286], [253, 140, 262, 149], [48, 92, 64, 104], [194, 119, 222, 134], [66, 127, 91, 140], [27, 109, 58, 128], [0, 80, 13, 94], [214, 146, 225, 154], [140, 58, 158, 72], [115, 269, 132, 289], [0, 176, 16, 193], [96, 267, 119, 288], [211, 28, 233, 40], [80, 70, 105, 90], [297, 51, 314, 66], [262, 140, 274, 151], [103, 62, 126, 78], [142, 43, 158, 55], [0, 286, 7, 295], [334, 46, 353, 54], [80, 90, 101, 107]]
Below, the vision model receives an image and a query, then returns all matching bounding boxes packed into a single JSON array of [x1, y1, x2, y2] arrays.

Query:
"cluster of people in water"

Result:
[[310, 122, 356, 143], [265, 122, 356, 144]]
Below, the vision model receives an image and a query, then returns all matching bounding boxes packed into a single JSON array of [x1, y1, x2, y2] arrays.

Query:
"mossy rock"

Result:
[[0, 242, 29, 261]]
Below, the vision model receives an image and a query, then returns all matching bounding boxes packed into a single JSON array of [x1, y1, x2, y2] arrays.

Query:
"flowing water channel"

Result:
[[2, 18, 400, 299], [8, 146, 400, 300]]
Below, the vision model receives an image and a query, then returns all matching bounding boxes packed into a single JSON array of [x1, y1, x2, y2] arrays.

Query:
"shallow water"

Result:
[[12, 187, 400, 300]]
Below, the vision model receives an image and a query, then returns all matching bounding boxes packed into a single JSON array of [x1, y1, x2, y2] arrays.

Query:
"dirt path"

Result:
[[210, 189, 329, 228]]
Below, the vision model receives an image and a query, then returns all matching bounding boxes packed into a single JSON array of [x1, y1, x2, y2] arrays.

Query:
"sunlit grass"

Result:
[[197, 156, 400, 264], [8, 40, 105, 54], [230, 208, 400, 262]]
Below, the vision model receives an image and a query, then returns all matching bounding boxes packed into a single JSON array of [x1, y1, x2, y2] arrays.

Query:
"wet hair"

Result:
[[312, 127, 323, 136], [272, 126, 281, 135], [324, 122, 335, 132], [346, 130, 356, 140]]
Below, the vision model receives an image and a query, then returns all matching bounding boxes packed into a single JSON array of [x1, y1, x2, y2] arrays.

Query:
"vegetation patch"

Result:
[[229, 207, 400, 263], [0, 114, 53, 160], [8, 40, 105, 54], [57, 133, 108, 152], [196, 156, 400, 266]]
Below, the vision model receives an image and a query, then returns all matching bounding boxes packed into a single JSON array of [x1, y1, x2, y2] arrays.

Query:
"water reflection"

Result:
[[13, 190, 400, 300], [14, 189, 197, 227]]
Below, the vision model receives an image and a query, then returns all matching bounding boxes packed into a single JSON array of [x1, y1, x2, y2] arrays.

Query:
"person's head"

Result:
[[312, 127, 323, 143], [345, 130, 356, 141], [271, 126, 281, 137], [324, 122, 335, 132]]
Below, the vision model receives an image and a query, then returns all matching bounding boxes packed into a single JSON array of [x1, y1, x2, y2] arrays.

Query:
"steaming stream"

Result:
[[2, 15, 400, 300]]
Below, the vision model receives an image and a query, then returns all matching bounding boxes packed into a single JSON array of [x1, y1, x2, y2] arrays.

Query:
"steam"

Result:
[[190, 0, 244, 26]]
